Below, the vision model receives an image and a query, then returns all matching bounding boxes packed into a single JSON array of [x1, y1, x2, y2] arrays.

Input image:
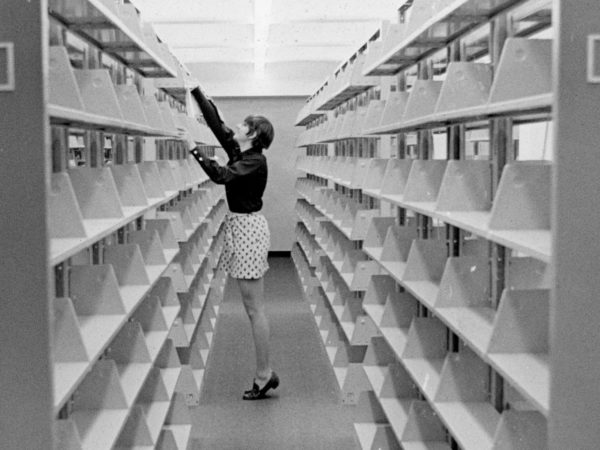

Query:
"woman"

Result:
[[188, 86, 278, 400]]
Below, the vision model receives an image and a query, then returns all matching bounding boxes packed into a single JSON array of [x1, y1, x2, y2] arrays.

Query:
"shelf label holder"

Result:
[[587, 34, 600, 83], [0, 42, 15, 91]]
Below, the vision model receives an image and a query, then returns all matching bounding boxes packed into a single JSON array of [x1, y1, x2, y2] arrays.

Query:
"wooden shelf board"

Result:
[[79, 314, 124, 364], [72, 409, 129, 450], [363, 304, 385, 326], [142, 401, 170, 444], [435, 307, 494, 355], [161, 367, 182, 398], [354, 423, 379, 450], [121, 285, 153, 314], [295, 112, 325, 127], [48, 104, 176, 137], [363, 246, 384, 262], [485, 93, 552, 118], [368, 93, 552, 133], [379, 260, 409, 285], [487, 229, 551, 262], [146, 265, 167, 284], [341, 321, 356, 342], [50, 192, 179, 266], [379, 398, 412, 441], [118, 363, 153, 406], [364, 365, 388, 394], [317, 84, 376, 111], [53, 362, 89, 410], [162, 424, 192, 450], [400, 441, 452, 450], [362, 188, 383, 199], [145, 331, 169, 362], [380, 327, 410, 360], [402, 358, 444, 399], [434, 402, 499, 450], [403, 201, 438, 217], [193, 368, 205, 391], [334, 367, 348, 389], [487, 353, 549, 414], [436, 211, 491, 237], [403, 281, 440, 311]]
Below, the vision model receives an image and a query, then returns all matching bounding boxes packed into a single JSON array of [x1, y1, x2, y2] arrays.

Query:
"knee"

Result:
[[243, 302, 264, 321]]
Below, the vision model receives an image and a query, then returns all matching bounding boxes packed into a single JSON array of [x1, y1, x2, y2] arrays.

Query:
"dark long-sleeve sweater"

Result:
[[189, 87, 267, 213]]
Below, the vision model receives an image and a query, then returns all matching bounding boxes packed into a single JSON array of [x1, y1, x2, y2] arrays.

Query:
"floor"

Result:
[[188, 256, 359, 450]]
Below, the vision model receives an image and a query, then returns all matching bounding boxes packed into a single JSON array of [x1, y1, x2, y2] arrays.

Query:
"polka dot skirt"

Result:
[[218, 212, 270, 279]]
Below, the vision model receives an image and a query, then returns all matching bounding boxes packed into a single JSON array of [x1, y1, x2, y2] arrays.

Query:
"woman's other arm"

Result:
[[192, 150, 262, 185]]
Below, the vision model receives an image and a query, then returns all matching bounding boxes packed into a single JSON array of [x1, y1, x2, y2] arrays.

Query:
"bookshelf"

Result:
[[293, 0, 598, 448], [1, 1, 224, 448]]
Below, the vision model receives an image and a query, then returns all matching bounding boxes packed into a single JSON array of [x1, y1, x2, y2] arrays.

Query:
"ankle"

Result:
[[256, 369, 272, 382]]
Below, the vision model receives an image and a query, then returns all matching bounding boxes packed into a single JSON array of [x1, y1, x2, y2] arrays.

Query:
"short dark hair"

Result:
[[244, 115, 274, 149]]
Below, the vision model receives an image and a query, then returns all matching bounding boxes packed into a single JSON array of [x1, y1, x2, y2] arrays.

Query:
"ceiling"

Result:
[[129, 0, 402, 96]]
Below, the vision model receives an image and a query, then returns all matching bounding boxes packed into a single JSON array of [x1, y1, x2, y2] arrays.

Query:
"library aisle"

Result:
[[4, 1, 600, 449], [188, 256, 359, 450]]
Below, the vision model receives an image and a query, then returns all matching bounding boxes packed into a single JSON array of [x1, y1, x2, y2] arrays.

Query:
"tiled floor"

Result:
[[189, 256, 359, 450]]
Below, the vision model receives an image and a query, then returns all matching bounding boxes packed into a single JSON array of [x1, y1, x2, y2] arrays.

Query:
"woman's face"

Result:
[[233, 121, 253, 144]]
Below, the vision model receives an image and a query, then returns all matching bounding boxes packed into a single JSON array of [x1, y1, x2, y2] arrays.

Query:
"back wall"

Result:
[[211, 96, 305, 251]]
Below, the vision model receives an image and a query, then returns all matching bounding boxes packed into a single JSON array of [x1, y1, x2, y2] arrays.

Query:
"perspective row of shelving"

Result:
[[297, 156, 551, 262], [295, 0, 552, 125], [49, 156, 222, 264], [293, 0, 554, 448], [296, 37, 551, 140], [41, 2, 229, 449], [52, 177, 227, 446], [293, 224, 548, 450], [49, 45, 215, 144], [48, 0, 178, 78], [296, 187, 551, 409]]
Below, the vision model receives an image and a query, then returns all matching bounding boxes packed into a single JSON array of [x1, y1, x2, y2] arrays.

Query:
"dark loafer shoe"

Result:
[[242, 371, 280, 400]]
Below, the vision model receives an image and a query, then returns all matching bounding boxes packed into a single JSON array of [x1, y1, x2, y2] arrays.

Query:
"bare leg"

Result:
[[237, 277, 271, 380]]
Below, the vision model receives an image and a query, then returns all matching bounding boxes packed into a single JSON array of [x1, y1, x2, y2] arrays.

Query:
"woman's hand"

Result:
[[179, 129, 197, 151]]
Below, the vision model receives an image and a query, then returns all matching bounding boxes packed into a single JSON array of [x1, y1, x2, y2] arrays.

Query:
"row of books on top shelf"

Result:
[[292, 235, 548, 450], [53, 223, 227, 450], [49, 156, 221, 264], [49, 46, 217, 144], [297, 37, 551, 140], [297, 153, 551, 262], [52, 199, 227, 412], [49, 0, 178, 78]]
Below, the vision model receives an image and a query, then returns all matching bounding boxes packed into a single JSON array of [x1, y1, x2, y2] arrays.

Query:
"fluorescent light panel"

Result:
[[254, 0, 272, 77]]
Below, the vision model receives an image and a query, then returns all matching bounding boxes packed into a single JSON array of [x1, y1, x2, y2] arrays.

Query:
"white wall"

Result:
[[210, 96, 306, 251]]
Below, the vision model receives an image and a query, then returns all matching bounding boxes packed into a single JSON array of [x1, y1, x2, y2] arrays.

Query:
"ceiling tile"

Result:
[[268, 21, 381, 46], [266, 45, 356, 62], [173, 47, 255, 63], [270, 0, 399, 23], [153, 23, 254, 48], [130, 0, 253, 23]]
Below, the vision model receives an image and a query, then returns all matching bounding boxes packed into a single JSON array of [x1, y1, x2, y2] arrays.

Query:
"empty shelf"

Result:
[[48, 0, 176, 77], [370, 0, 525, 75]]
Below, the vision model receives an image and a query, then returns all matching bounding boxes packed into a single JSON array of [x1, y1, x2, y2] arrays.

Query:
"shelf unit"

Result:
[[1, 1, 226, 449], [292, 0, 598, 448]]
